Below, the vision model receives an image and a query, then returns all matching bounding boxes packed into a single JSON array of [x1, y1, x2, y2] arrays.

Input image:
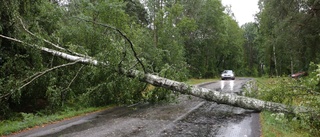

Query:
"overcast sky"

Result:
[[221, 0, 259, 26]]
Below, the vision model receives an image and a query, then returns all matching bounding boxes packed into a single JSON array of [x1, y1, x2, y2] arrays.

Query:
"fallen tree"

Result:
[[0, 33, 313, 116]]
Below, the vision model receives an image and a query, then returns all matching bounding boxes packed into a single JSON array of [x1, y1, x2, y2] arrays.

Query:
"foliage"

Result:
[[257, 0, 320, 76], [261, 111, 309, 137], [124, 0, 149, 25], [0, 0, 64, 117], [254, 63, 320, 136], [0, 0, 198, 119], [241, 23, 262, 76], [180, 0, 245, 78]]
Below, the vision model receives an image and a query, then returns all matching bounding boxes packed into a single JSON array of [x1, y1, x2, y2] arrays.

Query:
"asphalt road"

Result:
[[10, 78, 260, 137]]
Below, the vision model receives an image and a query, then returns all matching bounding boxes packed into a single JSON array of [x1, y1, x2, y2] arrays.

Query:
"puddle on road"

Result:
[[220, 80, 234, 91], [220, 80, 225, 89], [217, 113, 261, 137], [230, 80, 234, 91]]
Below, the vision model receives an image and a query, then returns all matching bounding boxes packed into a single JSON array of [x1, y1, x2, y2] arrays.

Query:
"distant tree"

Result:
[[258, 0, 320, 76], [242, 22, 260, 76]]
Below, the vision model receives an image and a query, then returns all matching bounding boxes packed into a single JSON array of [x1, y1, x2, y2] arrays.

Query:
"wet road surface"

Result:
[[10, 78, 260, 137]]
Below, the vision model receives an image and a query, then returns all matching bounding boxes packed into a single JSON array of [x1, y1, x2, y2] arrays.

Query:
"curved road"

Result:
[[10, 78, 260, 137]]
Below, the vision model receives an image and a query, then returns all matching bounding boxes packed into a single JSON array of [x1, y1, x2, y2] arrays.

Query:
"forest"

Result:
[[0, 0, 320, 129]]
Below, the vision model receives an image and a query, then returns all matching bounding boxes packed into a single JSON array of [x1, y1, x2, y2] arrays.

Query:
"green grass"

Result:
[[255, 77, 311, 137], [260, 111, 308, 137], [185, 78, 218, 85], [0, 106, 114, 136]]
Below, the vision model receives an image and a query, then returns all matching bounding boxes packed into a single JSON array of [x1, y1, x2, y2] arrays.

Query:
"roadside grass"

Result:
[[255, 77, 310, 137], [260, 111, 308, 137], [185, 78, 217, 85], [0, 106, 114, 136]]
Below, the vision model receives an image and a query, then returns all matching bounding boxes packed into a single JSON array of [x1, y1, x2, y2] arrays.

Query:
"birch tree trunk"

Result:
[[273, 44, 278, 76]]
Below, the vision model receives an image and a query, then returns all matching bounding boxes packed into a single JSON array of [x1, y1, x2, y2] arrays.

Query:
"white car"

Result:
[[221, 70, 235, 80]]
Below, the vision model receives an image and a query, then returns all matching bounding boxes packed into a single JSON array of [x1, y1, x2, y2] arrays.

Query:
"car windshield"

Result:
[[223, 70, 233, 74]]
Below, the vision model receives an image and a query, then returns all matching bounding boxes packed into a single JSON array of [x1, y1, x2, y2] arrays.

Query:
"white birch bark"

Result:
[[273, 44, 278, 76], [40, 46, 103, 65]]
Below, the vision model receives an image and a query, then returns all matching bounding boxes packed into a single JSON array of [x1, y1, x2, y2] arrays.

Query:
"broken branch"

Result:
[[75, 17, 146, 73], [18, 17, 89, 58]]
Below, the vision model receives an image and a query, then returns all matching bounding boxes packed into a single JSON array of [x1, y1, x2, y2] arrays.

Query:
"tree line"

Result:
[[243, 0, 320, 76]]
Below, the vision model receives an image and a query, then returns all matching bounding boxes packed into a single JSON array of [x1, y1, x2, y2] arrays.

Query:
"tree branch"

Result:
[[75, 17, 146, 73], [18, 17, 89, 58], [118, 40, 127, 72], [0, 92, 11, 101], [19, 60, 80, 90], [0, 57, 80, 101], [0, 34, 104, 65], [64, 65, 85, 91]]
